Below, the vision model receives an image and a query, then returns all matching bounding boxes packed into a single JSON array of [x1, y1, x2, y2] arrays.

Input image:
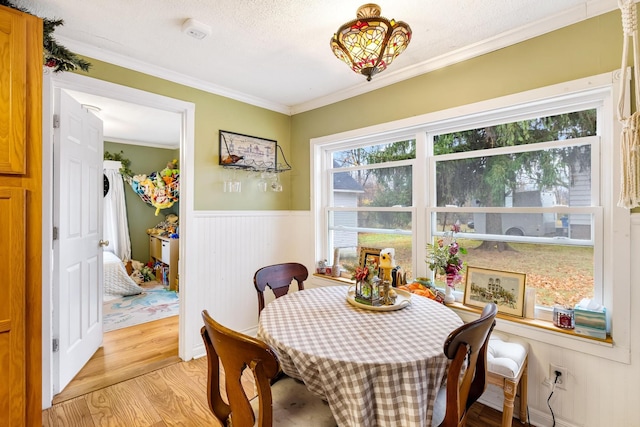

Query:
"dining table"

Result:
[[257, 285, 464, 427]]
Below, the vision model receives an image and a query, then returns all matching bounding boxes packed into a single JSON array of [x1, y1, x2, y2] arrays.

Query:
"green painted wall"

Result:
[[290, 11, 626, 210], [104, 141, 180, 262], [76, 58, 292, 211], [83, 10, 633, 213]]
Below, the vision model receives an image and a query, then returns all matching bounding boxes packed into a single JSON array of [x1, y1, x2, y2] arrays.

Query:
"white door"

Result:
[[52, 90, 105, 393]]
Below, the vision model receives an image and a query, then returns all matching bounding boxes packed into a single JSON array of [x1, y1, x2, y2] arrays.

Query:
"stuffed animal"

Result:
[[129, 259, 149, 284], [165, 213, 178, 224], [162, 159, 179, 176]]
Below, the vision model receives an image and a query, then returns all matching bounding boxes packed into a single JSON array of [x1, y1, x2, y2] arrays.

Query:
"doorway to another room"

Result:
[[100, 139, 180, 334], [42, 71, 195, 407]]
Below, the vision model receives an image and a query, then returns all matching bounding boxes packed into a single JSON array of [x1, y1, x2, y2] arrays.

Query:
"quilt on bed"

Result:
[[104, 250, 143, 300]]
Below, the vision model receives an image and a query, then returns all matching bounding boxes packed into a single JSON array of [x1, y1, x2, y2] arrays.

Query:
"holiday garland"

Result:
[[1, 0, 91, 72]]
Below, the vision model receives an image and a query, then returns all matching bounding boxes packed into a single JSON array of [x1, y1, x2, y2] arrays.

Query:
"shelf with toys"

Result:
[[147, 213, 179, 291]]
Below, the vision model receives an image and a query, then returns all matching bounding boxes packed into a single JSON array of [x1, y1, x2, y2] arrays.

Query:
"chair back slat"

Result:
[[254, 262, 308, 313]]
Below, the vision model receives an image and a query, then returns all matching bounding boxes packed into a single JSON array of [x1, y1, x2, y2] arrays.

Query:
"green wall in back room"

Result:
[[104, 141, 180, 262]]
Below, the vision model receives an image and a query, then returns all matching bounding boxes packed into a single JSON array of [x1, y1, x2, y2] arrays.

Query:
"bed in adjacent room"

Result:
[[103, 250, 143, 301]]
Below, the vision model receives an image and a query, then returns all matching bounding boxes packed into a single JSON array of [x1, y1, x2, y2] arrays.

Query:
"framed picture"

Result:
[[359, 247, 381, 269], [463, 266, 526, 317], [219, 130, 277, 170]]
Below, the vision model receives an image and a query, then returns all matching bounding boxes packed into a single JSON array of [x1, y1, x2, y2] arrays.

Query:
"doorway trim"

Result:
[[42, 69, 195, 408]]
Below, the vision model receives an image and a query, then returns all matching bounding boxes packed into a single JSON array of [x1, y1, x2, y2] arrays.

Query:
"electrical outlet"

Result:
[[549, 363, 568, 390]]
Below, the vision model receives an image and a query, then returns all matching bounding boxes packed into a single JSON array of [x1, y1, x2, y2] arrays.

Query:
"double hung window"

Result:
[[313, 72, 627, 326], [324, 137, 417, 278], [429, 109, 599, 309]]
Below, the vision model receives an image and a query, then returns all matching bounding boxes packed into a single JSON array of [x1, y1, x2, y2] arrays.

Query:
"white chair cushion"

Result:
[[250, 376, 336, 426], [487, 331, 529, 379]]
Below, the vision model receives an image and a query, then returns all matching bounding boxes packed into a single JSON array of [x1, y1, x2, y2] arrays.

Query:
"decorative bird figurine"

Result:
[[222, 154, 244, 165], [379, 248, 396, 282]]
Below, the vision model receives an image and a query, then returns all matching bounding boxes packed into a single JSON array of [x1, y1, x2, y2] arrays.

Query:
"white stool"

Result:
[[487, 332, 529, 426]]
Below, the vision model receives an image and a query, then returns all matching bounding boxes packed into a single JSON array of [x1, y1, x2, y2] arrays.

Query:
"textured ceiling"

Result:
[[11, 0, 624, 145]]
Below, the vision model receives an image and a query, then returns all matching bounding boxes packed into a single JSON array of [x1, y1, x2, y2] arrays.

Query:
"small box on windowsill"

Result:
[[573, 325, 607, 340], [552, 306, 574, 329], [573, 301, 606, 339], [574, 305, 607, 330]]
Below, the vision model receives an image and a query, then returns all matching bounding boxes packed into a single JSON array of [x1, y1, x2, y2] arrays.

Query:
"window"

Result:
[[323, 138, 417, 279], [312, 71, 629, 344], [429, 110, 599, 310]]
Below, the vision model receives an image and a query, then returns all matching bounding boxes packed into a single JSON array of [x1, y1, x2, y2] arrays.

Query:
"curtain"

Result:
[[103, 160, 132, 261]]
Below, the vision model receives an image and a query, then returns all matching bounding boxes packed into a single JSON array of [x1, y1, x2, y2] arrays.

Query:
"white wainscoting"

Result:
[[475, 214, 640, 427], [188, 210, 313, 357], [187, 210, 640, 427]]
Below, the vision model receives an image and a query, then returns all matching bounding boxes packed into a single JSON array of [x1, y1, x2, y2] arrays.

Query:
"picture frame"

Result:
[[219, 130, 277, 170], [359, 247, 381, 269], [463, 266, 526, 317]]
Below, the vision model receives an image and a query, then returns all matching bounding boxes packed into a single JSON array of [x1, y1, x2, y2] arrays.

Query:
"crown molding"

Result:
[[56, 0, 621, 116], [290, 0, 622, 114], [55, 36, 292, 115]]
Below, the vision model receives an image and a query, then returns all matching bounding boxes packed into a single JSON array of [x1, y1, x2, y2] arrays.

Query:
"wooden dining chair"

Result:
[[253, 262, 308, 314], [200, 310, 335, 427], [432, 303, 498, 427]]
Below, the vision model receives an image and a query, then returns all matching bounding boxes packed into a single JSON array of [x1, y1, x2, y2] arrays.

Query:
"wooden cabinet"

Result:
[[0, 8, 26, 174], [149, 235, 179, 291], [0, 188, 26, 425], [0, 5, 42, 425]]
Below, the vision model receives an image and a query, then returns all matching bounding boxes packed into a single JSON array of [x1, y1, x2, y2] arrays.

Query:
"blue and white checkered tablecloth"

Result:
[[257, 285, 463, 427]]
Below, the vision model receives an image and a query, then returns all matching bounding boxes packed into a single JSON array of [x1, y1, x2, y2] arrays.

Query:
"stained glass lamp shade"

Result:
[[330, 4, 412, 81]]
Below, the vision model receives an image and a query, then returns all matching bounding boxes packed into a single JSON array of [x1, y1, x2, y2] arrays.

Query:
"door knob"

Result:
[[99, 240, 109, 247]]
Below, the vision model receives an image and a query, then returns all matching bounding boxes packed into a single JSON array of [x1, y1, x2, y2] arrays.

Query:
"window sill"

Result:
[[313, 273, 612, 343], [447, 302, 611, 343], [312, 272, 354, 285], [449, 302, 630, 363], [311, 274, 627, 363]]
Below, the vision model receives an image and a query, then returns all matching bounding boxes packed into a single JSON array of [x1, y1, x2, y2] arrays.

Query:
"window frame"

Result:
[[311, 70, 630, 362], [427, 120, 602, 321], [322, 133, 418, 274]]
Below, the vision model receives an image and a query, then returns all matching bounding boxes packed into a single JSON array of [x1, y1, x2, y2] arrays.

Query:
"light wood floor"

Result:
[[44, 330, 533, 427], [466, 405, 532, 427], [42, 355, 216, 426], [51, 315, 180, 405]]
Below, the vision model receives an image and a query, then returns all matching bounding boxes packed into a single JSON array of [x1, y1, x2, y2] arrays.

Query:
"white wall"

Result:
[[187, 210, 313, 356], [187, 211, 639, 427]]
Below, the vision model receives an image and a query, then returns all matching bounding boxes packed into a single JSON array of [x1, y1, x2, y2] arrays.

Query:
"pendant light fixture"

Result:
[[330, 3, 412, 81]]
